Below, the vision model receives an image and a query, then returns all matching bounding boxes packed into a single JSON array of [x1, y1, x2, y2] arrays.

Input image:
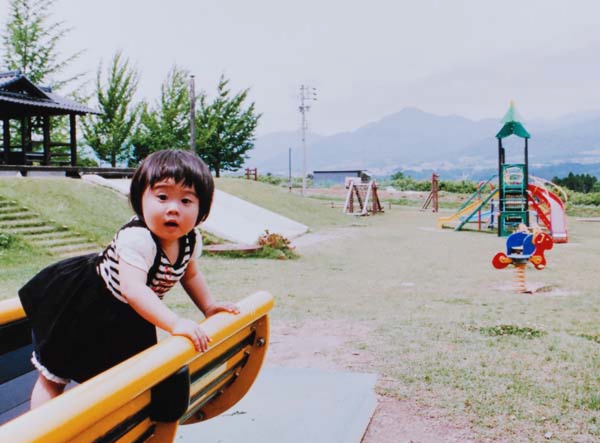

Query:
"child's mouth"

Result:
[[165, 221, 178, 227]]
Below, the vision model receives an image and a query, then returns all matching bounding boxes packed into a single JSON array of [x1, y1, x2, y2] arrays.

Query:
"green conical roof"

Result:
[[496, 101, 530, 139]]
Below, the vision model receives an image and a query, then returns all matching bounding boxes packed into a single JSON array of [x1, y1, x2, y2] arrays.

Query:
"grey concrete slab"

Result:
[[202, 190, 308, 244], [82, 176, 308, 244], [26, 171, 66, 177], [0, 171, 21, 177], [176, 366, 377, 443]]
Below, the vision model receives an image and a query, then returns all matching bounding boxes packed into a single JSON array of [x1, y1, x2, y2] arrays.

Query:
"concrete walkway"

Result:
[[82, 176, 308, 244], [176, 366, 378, 443]]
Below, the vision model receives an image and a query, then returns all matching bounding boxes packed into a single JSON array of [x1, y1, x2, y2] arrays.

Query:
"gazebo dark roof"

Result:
[[0, 70, 98, 119], [1, 70, 98, 166]]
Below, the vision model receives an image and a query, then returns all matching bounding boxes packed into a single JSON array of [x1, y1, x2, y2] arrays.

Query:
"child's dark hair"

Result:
[[130, 150, 214, 225]]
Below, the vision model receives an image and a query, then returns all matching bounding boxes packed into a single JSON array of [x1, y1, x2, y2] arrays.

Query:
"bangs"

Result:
[[147, 161, 198, 192]]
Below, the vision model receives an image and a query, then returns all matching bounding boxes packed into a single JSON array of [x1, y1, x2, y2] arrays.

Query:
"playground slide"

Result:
[[528, 184, 568, 243], [437, 188, 499, 230], [0, 292, 274, 443], [437, 199, 485, 229]]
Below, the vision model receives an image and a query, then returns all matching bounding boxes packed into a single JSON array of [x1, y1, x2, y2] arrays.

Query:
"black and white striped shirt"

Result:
[[96, 218, 200, 303]]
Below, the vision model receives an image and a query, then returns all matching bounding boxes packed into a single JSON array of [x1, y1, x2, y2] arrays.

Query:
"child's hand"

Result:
[[204, 302, 240, 318], [171, 318, 211, 352]]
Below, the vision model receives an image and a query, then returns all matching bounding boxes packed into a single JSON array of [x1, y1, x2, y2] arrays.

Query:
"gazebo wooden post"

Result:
[[20, 118, 28, 161], [43, 115, 51, 165], [69, 113, 77, 166], [2, 119, 9, 164]]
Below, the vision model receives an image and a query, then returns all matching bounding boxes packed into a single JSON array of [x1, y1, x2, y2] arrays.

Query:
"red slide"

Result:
[[527, 184, 568, 243]]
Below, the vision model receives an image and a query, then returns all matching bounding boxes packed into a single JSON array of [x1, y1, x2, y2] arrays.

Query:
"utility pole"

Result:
[[189, 75, 196, 152], [299, 84, 317, 196], [288, 147, 292, 192]]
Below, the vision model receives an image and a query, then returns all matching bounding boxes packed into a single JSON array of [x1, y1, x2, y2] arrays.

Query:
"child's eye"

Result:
[[182, 198, 193, 205], [157, 194, 168, 201]]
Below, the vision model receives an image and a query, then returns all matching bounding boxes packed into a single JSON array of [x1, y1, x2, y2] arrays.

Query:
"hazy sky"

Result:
[[2, 0, 600, 135]]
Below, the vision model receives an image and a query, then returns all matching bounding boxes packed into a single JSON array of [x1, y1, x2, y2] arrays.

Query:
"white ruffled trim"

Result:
[[31, 352, 70, 385]]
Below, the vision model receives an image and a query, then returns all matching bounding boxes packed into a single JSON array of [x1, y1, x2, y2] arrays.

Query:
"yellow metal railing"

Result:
[[0, 291, 274, 443]]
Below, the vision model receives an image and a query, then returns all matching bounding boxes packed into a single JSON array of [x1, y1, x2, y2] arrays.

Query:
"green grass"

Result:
[[215, 177, 353, 229], [2, 177, 600, 441], [0, 177, 133, 294], [0, 177, 132, 244]]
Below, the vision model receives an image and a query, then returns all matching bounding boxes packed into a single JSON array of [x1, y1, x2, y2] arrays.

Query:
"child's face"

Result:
[[141, 178, 200, 243]]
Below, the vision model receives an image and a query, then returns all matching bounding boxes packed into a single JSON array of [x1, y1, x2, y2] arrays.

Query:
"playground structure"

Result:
[[437, 176, 499, 231], [437, 174, 568, 242], [0, 292, 274, 443], [420, 173, 439, 212], [438, 103, 569, 243], [343, 179, 384, 216], [492, 228, 554, 293]]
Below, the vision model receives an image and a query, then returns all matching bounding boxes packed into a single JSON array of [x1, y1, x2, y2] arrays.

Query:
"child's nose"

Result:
[[166, 201, 180, 213]]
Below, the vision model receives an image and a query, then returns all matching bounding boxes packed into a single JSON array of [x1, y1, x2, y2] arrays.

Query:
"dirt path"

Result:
[[267, 319, 478, 443]]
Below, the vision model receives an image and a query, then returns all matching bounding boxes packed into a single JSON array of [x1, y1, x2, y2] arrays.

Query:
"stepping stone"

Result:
[[176, 367, 377, 443]]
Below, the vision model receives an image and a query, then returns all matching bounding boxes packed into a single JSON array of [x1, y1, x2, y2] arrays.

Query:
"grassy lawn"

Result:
[[2, 177, 600, 442], [215, 177, 353, 229], [0, 177, 132, 244]]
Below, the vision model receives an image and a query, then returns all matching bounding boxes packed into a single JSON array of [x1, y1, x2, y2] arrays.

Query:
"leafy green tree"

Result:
[[130, 66, 191, 165], [2, 0, 83, 89], [81, 51, 140, 167], [195, 75, 260, 177], [553, 172, 598, 194], [2, 0, 85, 160], [391, 170, 405, 180]]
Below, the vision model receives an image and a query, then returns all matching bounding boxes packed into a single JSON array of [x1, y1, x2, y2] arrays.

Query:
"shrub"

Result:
[[0, 232, 14, 249], [257, 230, 298, 259], [476, 323, 546, 339]]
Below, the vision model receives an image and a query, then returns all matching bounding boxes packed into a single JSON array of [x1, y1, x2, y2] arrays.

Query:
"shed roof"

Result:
[[0, 70, 98, 119]]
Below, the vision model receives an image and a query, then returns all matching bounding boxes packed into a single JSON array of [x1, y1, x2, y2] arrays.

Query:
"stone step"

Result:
[[0, 211, 38, 221], [7, 225, 61, 235], [25, 230, 75, 240], [31, 236, 91, 248], [52, 243, 100, 256], [0, 200, 18, 208], [0, 219, 46, 229], [0, 205, 24, 213]]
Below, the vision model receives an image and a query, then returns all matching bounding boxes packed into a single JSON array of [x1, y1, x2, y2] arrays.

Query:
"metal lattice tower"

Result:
[[299, 84, 317, 196]]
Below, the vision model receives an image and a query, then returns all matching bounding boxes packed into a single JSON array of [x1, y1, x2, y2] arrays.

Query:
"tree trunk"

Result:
[[111, 152, 116, 167]]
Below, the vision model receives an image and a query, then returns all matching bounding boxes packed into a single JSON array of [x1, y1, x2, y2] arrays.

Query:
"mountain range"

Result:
[[246, 107, 600, 180]]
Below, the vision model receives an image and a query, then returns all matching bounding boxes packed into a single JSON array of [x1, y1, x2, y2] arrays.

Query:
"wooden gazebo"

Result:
[[0, 70, 98, 166]]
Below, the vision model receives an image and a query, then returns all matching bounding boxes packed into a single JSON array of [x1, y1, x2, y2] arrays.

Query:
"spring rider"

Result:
[[491, 225, 553, 293]]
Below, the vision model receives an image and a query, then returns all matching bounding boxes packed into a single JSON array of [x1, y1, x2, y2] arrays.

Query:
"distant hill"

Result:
[[247, 107, 600, 179]]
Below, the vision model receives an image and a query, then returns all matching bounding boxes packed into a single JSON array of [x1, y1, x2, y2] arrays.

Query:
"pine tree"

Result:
[[81, 52, 140, 167], [130, 66, 191, 165], [2, 0, 83, 89], [195, 75, 260, 177]]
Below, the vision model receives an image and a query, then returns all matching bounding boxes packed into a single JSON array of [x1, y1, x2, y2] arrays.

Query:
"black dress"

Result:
[[18, 218, 198, 383]]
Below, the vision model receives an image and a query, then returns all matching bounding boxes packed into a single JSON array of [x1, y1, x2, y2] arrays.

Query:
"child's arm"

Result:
[[119, 260, 211, 352], [180, 258, 240, 317]]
